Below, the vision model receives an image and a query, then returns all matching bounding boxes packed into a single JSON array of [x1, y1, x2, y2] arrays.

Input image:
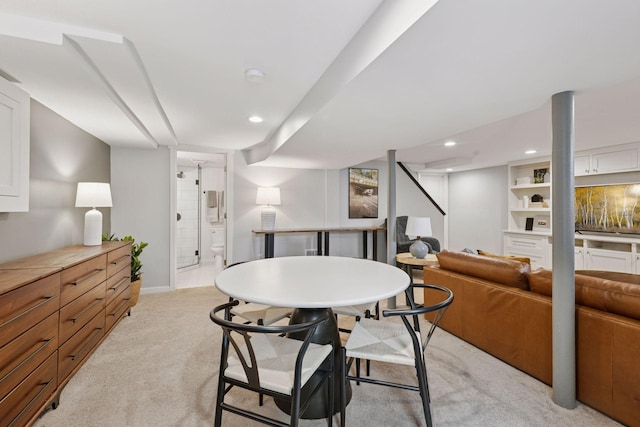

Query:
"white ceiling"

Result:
[[1, 0, 640, 172]]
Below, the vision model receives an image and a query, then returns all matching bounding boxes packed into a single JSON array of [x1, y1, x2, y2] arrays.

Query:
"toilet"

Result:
[[210, 227, 225, 267]]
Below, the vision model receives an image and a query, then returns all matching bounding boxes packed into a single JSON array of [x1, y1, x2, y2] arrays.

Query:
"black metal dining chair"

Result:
[[210, 300, 337, 427], [340, 284, 453, 427]]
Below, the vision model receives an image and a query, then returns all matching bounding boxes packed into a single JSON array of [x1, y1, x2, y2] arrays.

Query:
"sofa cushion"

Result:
[[528, 269, 640, 320], [477, 249, 531, 266], [436, 250, 531, 290]]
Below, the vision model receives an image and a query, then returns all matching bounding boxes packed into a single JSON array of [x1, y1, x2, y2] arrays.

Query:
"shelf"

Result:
[[509, 208, 550, 213], [504, 230, 552, 237], [510, 183, 551, 190]]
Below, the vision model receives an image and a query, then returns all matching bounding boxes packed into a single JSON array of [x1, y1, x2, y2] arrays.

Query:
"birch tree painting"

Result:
[[575, 184, 640, 233]]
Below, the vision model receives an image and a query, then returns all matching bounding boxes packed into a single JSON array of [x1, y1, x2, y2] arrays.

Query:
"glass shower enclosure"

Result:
[[176, 166, 201, 269]]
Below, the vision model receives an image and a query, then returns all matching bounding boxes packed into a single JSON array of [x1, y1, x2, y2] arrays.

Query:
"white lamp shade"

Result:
[[75, 182, 113, 207], [256, 187, 281, 206], [405, 216, 432, 238]]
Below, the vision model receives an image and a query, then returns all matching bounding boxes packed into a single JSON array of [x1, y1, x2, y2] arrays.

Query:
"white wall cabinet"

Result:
[[0, 76, 30, 212], [584, 248, 633, 272], [574, 143, 639, 176], [574, 236, 639, 273]]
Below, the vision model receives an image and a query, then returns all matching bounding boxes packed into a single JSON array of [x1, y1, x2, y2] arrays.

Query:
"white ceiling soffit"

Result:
[[257, 0, 640, 170], [0, 12, 175, 148], [0, 1, 385, 154], [242, 0, 439, 166], [1, 1, 640, 172]]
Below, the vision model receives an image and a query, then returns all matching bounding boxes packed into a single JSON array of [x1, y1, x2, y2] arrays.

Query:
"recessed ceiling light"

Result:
[[446, 168, 453, 172], [248, 115, 263, 123], [444, 141, 456, 147], [525, 150, 537, 155], [245, 68, 265, 83]]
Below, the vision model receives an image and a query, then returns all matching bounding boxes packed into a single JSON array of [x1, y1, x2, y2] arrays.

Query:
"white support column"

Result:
[[551, 91, 577, 409]]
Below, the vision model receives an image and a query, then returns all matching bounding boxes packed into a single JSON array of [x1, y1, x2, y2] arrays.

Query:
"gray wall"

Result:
[[448, 165, 507, 254], [110, 146, 171, 291], [0, 100, 110, 263]]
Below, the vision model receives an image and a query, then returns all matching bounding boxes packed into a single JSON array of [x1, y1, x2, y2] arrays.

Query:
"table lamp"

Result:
[[256, 187, 281, 230], [75, 182, 113, 246], [405, 216, 432, 259]]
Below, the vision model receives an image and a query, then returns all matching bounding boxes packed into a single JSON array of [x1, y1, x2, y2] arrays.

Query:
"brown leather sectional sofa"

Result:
[[423, 250, 640, 427]]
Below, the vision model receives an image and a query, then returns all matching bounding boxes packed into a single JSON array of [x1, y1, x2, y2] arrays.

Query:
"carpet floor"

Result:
[[33, 285, 621, 427]]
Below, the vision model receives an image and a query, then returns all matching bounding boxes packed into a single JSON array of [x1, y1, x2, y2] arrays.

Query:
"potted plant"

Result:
[[103, 232, 148, 307]]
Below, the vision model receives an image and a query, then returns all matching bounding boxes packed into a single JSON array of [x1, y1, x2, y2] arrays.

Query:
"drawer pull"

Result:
[[7, 377, 54, 427], [70, 298, 105, 323], [0, 337, 55, 383], [69, 327, 103, 361], [110, 255, 130, 265], [0, 296, 54, 329], [109, 277, 130, 292], [109, 299, 130, 317], [66, 268, 105, 286]]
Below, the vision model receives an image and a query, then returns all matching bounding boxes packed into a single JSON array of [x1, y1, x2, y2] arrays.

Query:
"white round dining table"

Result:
[[215, 255, 410, 308], [214, 256, 410, 419]]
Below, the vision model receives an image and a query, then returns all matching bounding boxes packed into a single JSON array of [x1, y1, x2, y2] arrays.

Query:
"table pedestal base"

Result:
[[275, 308, 352, 419]]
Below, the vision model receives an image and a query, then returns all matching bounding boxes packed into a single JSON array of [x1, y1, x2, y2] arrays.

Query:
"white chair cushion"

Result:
[[230, 303, 293, 325], [345, 318, 424, 366], [225, 333, 332, 395]]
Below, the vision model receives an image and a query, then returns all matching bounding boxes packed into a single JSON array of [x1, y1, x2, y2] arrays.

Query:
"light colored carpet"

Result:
[[34, 285, 620, 427]]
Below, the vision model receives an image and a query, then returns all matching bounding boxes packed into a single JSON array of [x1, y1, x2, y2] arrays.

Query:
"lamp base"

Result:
[[261, 206, 276, 231], [409, 239, 428, 259], [84, 208, 103, 246]]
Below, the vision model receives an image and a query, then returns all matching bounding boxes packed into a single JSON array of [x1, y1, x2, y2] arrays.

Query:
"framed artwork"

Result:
[[534, 168, 548, 183], [575, 183, 640, 235], [348, 168, 379, 218]]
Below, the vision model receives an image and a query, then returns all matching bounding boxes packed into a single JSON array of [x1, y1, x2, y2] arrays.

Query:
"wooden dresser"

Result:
[[0, 241, 131, 427]]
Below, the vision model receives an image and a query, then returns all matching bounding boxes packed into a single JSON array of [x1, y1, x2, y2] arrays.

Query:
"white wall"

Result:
[[448, 165, 507, 253], [0, 100, 110, 263], [231, 155, 446, 263], [111, 146, 170, 292]]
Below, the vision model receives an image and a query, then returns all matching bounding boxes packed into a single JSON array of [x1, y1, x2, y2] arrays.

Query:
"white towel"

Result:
[[207, 191, 217, 208]]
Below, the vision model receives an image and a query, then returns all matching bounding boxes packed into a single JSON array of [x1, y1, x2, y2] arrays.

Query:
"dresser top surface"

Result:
[[0, 241, 129, 270]]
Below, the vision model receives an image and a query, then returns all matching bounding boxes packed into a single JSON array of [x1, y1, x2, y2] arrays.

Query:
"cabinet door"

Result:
[[574, 247, 584, 270], [0, 77, 30, 212], [591, 148, 639, 174], [585, 248, 632, 273], [574, 155, 591, 176]]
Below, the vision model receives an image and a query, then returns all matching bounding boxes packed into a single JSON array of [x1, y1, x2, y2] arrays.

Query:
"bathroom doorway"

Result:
[[175, 151, 227, 288]]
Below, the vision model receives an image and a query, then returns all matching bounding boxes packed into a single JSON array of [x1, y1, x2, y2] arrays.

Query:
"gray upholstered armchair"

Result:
[[395, 215, 440, 254]]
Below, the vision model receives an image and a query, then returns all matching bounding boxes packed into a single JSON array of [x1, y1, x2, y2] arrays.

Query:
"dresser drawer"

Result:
[[106, 267, 130, 306], [0, 352, 57, 427], [59, 282, 106, 344], [107, 244, 130, 278], [58, 310, 105, 382], [106, 285, 130, 332], [0, 273, 60, 348], [504, 234, 547, 251], [60, 255, 107, 306], [0, 312, 58, 401]]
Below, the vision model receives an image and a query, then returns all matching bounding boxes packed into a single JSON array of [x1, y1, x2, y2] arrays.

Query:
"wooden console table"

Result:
[[253, 226, 386, 259], [0, 241, 131, 427]]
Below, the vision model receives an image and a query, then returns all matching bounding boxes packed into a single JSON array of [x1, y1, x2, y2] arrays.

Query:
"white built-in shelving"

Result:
[[504, 142, 640, 272]]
